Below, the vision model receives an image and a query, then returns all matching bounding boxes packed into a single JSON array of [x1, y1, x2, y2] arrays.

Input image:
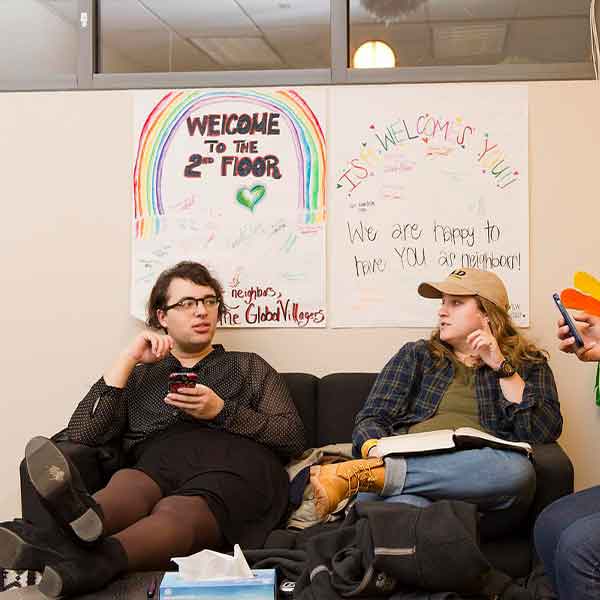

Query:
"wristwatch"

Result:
[[495, 358, 516, 378]]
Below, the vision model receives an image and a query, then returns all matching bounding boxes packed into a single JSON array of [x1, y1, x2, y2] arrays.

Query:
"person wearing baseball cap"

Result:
[[311, 268, 562, 530], [417, 267, 510, 311]]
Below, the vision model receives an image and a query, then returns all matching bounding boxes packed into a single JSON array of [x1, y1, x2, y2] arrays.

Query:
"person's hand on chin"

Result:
[[466, 319, 504, 370], [126, 330, 174, 364]]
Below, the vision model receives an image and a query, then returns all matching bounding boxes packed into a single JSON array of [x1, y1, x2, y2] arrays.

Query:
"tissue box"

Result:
[[159, 569, 276, 600]]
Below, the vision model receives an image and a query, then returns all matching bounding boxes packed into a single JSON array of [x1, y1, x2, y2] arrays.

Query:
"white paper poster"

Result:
[[132, 88, 327, 328], [328, 84, 529, 328]]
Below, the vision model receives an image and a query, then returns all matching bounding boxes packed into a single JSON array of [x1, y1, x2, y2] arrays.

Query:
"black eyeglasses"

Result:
[[164, 296, 220, 313]]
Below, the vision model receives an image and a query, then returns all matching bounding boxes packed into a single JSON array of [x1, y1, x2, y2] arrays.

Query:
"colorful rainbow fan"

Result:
[[560, 271, 600, 406], [560, 272, 600, 317]]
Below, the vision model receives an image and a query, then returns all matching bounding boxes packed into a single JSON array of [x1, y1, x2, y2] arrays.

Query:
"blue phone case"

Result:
[[553, 293, 584, 347]]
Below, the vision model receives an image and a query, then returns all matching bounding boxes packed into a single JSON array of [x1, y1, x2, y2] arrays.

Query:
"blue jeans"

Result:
[[357, 448, 536, 516], [534, 486, 600, 600]]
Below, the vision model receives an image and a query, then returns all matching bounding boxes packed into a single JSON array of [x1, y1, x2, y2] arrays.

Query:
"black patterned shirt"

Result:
[[64, 345, 306, 459]]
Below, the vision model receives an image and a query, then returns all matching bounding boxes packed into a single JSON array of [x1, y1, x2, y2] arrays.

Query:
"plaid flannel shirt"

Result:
[[352, 340, 562, 457]]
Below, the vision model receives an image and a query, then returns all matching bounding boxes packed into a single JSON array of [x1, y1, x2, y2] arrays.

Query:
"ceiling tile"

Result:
[[238, 0, 330, 27], [516, 0, 591, 18], [141, 0, 259, 36], [506, 19, 591, 62], [427, 0, 519, 21]]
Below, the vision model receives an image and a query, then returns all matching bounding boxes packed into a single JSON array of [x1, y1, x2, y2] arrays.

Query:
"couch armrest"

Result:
[[20, 431, 123, 527], [529, 442, 574, 525], [477, 442, 573, 541]]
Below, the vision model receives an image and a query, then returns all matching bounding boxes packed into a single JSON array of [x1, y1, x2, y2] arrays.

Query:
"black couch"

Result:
[[20, 372, 574, 578]]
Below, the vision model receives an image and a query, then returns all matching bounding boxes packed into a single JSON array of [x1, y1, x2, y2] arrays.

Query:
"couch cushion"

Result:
[[316, 373, 377, 448], [282, 373, 319, 449]]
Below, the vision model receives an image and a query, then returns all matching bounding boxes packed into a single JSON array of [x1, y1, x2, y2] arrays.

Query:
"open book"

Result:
[[376, 427, 533, 459]]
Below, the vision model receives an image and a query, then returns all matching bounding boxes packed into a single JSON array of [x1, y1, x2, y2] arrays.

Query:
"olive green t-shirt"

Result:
[[408, 361, 482, 433]]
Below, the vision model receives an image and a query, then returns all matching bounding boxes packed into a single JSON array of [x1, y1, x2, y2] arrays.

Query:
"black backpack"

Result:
[[294, 500, 531, 600]]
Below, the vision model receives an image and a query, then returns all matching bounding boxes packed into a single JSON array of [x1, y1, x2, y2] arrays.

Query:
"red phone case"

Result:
[[168, 372, 198, 393]]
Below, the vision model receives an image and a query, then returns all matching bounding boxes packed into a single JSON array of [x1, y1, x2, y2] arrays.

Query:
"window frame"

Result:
[[0, 0, 596, 92]]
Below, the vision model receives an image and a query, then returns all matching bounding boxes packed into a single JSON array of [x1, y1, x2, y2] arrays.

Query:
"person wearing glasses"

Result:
[[534, 312, 600, 600], [0, 261, 306, 598]]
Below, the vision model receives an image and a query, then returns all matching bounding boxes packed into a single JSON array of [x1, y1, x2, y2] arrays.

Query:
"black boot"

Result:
[[25, 436, 105, 544], [38, 538, 128, 598], [0, 519, 81, 572]]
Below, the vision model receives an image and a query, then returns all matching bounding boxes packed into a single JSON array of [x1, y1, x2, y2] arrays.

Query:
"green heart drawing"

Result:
[[236, 185, 266, 212]]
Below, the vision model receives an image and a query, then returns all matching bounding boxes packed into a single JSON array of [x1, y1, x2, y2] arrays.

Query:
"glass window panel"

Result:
[[98, 0, 330, 74], [0, 0, 78, 82], [349, 0, 592, 70]]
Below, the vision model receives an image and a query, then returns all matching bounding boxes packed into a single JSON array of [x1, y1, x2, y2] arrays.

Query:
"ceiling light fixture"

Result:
[[352, 40, 396, 68]]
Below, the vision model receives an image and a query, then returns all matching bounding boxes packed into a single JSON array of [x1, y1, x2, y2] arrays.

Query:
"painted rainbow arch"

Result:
[[133, 89, 326, 240]]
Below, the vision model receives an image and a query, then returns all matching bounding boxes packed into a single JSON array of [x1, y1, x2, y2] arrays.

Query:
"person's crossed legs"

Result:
[[111, 491, 224, 571], [1, 437, 225, 597], [311, 447, 536, 521]]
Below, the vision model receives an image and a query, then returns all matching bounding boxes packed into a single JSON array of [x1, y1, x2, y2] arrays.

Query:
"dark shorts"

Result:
[[130, 423, 289, 548]]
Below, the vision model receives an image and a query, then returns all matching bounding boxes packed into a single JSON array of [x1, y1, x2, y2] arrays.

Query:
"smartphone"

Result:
[[553, 293, 584, 348], [168, 372, 198, 393]]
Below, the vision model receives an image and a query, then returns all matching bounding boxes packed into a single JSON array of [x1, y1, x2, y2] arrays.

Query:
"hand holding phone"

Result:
[[165, 375, 224, 420], [553, 293, 584, 348], [168, 372, 198, 393]]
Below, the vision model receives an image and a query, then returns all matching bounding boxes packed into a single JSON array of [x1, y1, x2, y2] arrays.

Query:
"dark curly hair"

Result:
[[147, 261, 226, 329]]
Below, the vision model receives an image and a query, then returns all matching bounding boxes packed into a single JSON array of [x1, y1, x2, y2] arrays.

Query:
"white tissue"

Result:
[[172, 544, 254, 581]]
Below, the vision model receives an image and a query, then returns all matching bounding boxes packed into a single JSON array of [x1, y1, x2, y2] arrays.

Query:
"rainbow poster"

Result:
[[131, 88, 327, 328]]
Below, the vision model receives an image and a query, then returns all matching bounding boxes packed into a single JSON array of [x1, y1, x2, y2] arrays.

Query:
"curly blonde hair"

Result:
[[428, 296, 547, 368]]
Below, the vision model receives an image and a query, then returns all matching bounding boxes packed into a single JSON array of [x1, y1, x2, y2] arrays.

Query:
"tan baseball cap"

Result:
[[418, 268, 509, 310]]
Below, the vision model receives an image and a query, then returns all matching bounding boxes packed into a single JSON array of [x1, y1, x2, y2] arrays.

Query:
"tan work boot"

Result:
[[310, 458, 385, 518]]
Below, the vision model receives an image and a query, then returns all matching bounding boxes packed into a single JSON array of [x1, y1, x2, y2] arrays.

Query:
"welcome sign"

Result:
[[132, 88, 327, 328], [328, 84, 529, 328]]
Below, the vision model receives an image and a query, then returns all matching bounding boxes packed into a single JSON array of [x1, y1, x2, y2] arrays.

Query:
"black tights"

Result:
[[93, 469, 224, 571]]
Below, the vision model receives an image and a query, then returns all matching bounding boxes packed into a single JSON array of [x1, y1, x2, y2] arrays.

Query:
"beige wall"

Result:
[[0, 82, 599, 519]]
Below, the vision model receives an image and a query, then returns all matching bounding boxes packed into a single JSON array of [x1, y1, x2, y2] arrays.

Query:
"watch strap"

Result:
[[495, 359, 516, 378]]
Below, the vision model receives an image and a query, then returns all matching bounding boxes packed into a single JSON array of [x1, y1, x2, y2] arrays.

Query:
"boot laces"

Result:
[[343, 461, 377, 496]]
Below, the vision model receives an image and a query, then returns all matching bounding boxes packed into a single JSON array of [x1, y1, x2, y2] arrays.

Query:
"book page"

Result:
[[376, 430, 455, 456], [454, 427, 532, 451]]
